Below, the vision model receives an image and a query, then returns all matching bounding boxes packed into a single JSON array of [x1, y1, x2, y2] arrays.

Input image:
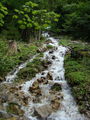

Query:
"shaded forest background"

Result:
[[0, 0, 90, 42]]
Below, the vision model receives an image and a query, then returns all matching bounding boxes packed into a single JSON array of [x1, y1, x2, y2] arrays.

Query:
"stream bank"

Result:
[[65, 45, 90, 119], [0, 37, 46, 82], [59, 36, 90, 119]]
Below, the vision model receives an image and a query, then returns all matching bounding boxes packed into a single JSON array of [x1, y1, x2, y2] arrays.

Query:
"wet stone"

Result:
[[41, 72, 45, 75], [34, 104, 53, 118], [47, 72, 53, 80], [51, 99, 60, 111], [37, 77, 48, 84], [29, 81, 42, 96]]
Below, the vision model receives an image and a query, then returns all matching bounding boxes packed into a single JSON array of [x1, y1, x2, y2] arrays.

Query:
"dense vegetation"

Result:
[[0, 0, 59, 79], [0, 0, 90, 42], [59, 36, 90, 117]]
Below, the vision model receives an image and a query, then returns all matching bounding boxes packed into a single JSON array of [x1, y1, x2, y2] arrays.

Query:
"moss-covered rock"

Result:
[[51, 83, 62, 91], [15, 54, 45, 83]]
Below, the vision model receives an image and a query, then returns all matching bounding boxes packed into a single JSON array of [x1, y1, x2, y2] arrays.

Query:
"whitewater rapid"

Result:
[[5, 33, 86, 120], [20, 33, 86, 120]]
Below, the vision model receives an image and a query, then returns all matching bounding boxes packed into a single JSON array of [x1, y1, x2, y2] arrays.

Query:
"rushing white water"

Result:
[[19, 33, 86, 120], [5, 55, 38, 83]]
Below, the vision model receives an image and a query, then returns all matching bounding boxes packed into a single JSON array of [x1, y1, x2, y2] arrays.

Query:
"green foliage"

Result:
[[63, 2, 90, 41], [46, 45, 54, 49], [13, 2, 59, 30], [51, 83, 61, 91], [54, 0, 90, 42], [0, 2, 8, 27], [12, 1, 59, 41], [1, 23, 21, 40], [65, 40, 90, 114]]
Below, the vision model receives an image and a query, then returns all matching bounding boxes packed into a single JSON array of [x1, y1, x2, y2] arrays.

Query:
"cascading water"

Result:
[[3, 33, 87, 120], [5, 55, 38, 82], [19, 33, 86, 120]]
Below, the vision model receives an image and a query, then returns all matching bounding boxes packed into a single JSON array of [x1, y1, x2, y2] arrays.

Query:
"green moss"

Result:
[[0, 119, 6, 120], [51, 83, 62, 91], [65, 45, 90, 115], [16, 54, 44, 83], [6, 102, 24, 115], [66, 72, 86, 86], [47, 45, 54, 49]]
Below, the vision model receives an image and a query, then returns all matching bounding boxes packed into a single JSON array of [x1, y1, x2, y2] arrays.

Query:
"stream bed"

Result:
[[1, 33, 87, 120]]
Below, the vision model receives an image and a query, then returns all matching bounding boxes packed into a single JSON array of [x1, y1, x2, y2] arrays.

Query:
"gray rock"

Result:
[[34, 105, 52, 118]]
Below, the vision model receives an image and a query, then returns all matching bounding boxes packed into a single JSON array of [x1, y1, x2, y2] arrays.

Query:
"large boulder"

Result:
[[34, 104, 53, 118]]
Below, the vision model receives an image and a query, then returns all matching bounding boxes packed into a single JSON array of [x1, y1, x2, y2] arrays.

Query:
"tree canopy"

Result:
[[0, 0, 90, 42]]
